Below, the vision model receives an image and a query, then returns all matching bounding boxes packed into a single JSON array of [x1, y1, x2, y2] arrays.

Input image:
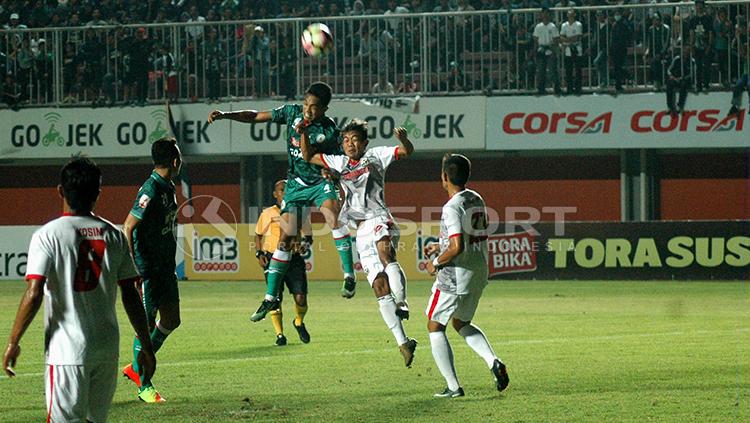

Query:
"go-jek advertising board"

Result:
[[0, 104, 231, 159], [487, 92, 750, 150], [225, 96, 486, 154]]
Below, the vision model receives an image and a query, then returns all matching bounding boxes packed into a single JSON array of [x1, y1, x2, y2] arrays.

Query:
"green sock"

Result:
[[335, 235, 355, 277], [151, 325, 170, 354], [132, 336, 142, 374], [266, 251, 291, 298]]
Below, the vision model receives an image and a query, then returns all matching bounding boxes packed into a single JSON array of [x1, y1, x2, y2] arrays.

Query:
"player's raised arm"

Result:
[[299, 124, 326, 167], [207, 109, 272, 124], [394, 127, 415, 159]]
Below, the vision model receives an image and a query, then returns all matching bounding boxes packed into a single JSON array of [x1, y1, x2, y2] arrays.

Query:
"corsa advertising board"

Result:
[[487, 221, 750, 280], [486, 92, 749, 150]]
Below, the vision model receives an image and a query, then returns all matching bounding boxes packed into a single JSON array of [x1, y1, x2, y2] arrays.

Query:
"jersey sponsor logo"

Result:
[[502, 112, 612, 135], [138, 194, 151, 209], [342, 166, 370, 181]]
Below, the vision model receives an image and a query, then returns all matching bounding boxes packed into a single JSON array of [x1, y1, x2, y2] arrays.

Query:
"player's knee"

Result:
[[372, 275, 390, 297], [451, 318, 468, 332], [161, 316, 181, 331], [294, 294, 307, 307]]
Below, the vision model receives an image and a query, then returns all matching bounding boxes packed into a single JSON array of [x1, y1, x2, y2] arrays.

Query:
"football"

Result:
[[301, 23, 333, 57]]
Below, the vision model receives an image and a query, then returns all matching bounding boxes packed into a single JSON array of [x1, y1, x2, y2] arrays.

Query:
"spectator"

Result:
[[249, 25, 270, 97], [15, 37, 36, 101], [733, 16, 748, 82], [666, 43, 693, 115], [560, 8, 583, 95], [273, 35, 296, 99], [348, 0, 365, 16], [611, 8, 632, 93], [443, 60, 466, 92], [186, 5, 206, 39], [62, 42, 78, 102], [372, 73, 396, 94], [182, 38, 201, 101], [433, 0, 451, 13], [397, 74, 418, 94], [688, 0, 713, 92], [127, 27, 151, 105], [4, 13, 28, 30], [384, 0, 409, 33], [727, 72, 750, 117], [533, 7, 561, 95], [153, 43, 177, 102], [592, 10, 610, 90], [204, 27, 224, 102], [34, 38, 53, 102], [87, 8, 108, 26], [645, 12, 671, 91], [713, 8, 732, 88], [513, 15, 536, 90], [2, 72, 22, 110], [365, 0, 382, 15]]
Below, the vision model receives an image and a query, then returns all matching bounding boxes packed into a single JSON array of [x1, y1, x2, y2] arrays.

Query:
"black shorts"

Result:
[[264, 252, 308, 297]]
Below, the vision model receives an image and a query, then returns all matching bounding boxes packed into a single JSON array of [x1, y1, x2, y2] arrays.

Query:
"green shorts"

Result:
[[281, 178, 338, 214], [140, 273, 179, 325], [263, 252, 308, 298]]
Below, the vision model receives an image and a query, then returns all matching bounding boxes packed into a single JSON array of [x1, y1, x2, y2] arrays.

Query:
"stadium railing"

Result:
[[0, 1, 748, 107]]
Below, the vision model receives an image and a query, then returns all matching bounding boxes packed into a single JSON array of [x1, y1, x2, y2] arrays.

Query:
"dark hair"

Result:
[[442, 153, 471, 186], [341, 118, 368, 141], [305, 81, 332, 107], [151, 137, 180, 168], [60, 156, 101, 211]]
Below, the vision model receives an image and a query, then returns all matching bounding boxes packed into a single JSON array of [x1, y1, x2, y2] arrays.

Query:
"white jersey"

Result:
[[320, 146, 400, 224], [435, 189, 489, 295], [25, 213, 139, 365]]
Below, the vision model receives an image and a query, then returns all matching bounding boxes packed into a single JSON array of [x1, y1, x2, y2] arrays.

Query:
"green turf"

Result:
[[1, 280, 748, 422]]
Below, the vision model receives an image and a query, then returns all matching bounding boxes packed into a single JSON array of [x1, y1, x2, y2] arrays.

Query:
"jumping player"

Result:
[[3, 157, 156, 421], [121, 138, 182, 403], [301, 119, 418, 367], [423, 154, 509, 397], [207, 82, 357, 321]]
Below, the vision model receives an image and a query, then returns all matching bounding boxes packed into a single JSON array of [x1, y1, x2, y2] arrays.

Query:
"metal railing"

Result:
[[1, 1, 748, 107]]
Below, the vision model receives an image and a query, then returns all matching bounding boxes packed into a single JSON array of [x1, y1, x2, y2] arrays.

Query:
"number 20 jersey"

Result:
[[25, 214, 139, 365]]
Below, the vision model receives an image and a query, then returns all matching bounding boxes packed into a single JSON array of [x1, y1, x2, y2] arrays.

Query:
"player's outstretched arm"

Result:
[[3, 278, 45, 377], [394, 127, 415, 159], [299, 125, 326, 166], [120, 281, 156, 381], [207, 109, 272, 124]]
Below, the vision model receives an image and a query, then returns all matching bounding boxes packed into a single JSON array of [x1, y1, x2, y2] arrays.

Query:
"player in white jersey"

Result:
[[423, 153, 509, 398], [301, 118, 418, 367], [3, 157, 156, 422]]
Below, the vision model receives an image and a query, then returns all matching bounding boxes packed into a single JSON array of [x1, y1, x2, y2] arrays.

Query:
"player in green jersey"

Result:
[[208, 82, 357, 322], [121, 138, 182, 403]]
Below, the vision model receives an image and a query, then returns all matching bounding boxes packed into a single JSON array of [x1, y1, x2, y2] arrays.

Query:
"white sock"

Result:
[[384, 262, 406, 305], [458, 324, 497, 368], [378, 295, 408, 345], [429, 331, 460, 391]]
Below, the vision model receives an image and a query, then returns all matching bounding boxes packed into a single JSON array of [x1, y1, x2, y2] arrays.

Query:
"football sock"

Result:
[[458, 323, 497, 368], [269, 308, 284, 336], [377, 295, 407, 345], [132, 336, 142, 374], [429, 331, 460, 391], [265, 249, 291, 300], [294, 303, 307, 326], [332, 226, 355, 279], [384, 262, 407, 304], [151, 321, 172, 354]]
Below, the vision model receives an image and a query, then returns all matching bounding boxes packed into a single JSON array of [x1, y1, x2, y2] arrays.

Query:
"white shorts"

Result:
[[44, 361, 117, 423], [425, 283, 485, 326], [355, 216, 400, 285]]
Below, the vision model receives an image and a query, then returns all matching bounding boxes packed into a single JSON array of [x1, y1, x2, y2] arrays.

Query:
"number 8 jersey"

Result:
[[25, 213, 139, 365]]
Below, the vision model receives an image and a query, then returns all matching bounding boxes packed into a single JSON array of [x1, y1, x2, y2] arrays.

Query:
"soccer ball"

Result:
[[301, 23, 333, 57]]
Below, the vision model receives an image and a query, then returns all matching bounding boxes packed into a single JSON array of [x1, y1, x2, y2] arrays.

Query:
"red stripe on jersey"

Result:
[[26, 274, 46, 282], [271, 257, 289, 264], [333, 234, 350, 241], [394, 146, 400, 160], [448, 233, 462, 239], [319, 154, 330, 169], [118, 276, 141, 287], [47, 365, 54, 423], [427, 289, 441, 320]]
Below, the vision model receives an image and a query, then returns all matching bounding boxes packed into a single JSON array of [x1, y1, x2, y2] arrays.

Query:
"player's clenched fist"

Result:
[[207, 110, 224, 124], [3, 343, 20, 377]]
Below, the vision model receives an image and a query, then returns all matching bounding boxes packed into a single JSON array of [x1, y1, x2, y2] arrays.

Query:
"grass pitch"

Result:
[[1, 280, 748, 422]]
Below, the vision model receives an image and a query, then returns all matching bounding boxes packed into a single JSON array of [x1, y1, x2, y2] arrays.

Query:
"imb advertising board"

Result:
[[487, 221, 750, 280]]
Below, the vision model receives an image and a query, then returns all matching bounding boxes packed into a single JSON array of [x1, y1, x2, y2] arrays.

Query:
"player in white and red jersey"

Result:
[[423, 153, 509, 398], [301, 119, 418, 367], [3, 157, 156, 422]]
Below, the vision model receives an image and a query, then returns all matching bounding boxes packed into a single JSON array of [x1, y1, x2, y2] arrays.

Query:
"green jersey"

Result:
[[129, 171, 178, 275], [271, 104, 342, 186]]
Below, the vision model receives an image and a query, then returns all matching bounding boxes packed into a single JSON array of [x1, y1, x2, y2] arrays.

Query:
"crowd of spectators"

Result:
[[0, 0, 748, 107]]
